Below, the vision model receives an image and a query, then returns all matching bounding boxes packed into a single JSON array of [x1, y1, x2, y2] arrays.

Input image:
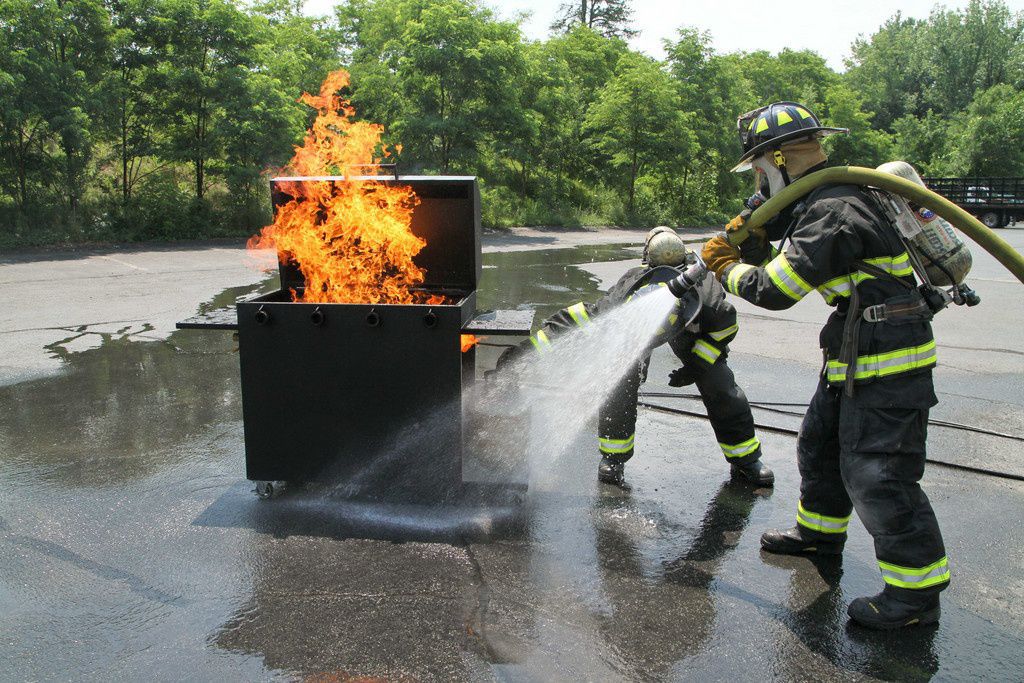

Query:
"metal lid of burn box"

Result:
[[269, 175, 482, 296]]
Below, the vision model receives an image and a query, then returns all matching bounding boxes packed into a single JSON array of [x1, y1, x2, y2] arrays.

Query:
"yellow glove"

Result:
[[701, 234, 741, 278], [724, 208, 767, 247]]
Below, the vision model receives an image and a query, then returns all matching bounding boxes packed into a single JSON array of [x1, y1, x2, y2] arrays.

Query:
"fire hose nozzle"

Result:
[[667, 257, 707, 298]]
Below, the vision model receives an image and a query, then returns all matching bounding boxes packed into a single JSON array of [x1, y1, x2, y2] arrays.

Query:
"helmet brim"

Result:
[[731, 126, 848, 173]]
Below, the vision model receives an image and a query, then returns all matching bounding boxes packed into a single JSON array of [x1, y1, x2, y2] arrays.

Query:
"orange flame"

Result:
[[248, 70, 443, 305], [460, 334, 481, 353]]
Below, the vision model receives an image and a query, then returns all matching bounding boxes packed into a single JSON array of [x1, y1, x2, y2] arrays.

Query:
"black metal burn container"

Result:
[[174, 175, 535, 502], [239, 176, 481, 496]]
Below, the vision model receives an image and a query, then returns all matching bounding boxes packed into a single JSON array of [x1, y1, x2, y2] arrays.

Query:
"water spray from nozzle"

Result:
[[667, 256, 708, 297]]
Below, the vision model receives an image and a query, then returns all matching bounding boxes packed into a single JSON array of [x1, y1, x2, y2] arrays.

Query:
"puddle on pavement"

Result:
[[0, 279, 275, 488]]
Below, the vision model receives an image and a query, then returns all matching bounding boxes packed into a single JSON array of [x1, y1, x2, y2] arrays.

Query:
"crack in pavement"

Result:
[[462, 541, 505, 666]]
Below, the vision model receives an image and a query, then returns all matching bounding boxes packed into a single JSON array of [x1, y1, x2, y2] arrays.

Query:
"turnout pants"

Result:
[[598, 357, 762, 467], [796, 376, 950, 595]]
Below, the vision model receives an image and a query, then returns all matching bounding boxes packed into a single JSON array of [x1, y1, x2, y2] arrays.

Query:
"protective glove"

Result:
[[701, 234, 741, 278], [727, 198, 771, 265], [668, 365, 696, 387], [494, 339, 531, 373]]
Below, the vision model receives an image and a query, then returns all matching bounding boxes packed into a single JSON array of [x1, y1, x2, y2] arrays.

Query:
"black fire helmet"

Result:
[[731, 101, 847, 172]]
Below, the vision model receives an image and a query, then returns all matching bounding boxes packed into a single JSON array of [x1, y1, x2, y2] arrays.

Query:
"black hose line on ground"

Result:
[[636, 397, 1024, 484], [637, 391, 1024, 443]]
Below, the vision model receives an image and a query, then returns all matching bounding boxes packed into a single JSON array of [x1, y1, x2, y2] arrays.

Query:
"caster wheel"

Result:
[[254, 480, 286, 499]]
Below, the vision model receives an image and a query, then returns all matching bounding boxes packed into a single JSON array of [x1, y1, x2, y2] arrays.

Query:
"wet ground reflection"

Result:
[[1, 242, 1023, 680]]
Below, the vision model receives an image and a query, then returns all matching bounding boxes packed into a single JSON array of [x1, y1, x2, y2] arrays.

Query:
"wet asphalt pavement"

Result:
[[2, 228, 1024, 681]]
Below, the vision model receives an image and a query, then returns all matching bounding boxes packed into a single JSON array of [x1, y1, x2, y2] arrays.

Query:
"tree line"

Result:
[[1, 0, 1022, 248]]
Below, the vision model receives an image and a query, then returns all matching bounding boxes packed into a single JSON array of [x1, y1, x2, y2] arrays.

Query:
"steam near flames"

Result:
[[248, 70, 443, 306]]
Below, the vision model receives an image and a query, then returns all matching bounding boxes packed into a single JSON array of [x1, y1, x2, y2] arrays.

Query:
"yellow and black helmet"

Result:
[[731, 101, 846, 172]]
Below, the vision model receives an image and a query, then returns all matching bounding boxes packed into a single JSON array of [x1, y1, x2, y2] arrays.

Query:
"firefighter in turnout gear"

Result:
[[702, 101, 949, 630], [527, 227, 773, 488]]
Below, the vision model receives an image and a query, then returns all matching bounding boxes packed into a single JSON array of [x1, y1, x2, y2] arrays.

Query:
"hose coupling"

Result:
[[667, 257, 707, 297]]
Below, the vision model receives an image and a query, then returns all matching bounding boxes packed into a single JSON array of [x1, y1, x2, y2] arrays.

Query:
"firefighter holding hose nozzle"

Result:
[[702, 101, 950, 630], [502, 228, 774, 489]]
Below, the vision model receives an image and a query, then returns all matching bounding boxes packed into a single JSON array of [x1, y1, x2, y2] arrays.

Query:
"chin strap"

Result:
[[773, 149, 792, 186]]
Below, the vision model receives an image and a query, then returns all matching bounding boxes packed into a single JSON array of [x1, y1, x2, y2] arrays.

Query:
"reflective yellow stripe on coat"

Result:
[[708, 323, 738, 342], [826, 340, 937, 383], [692, 339, 722, 364], [725, 263, 756, 296], [817, 253, 914, 304], [530, 329, 552, 353], [567, 302, 591, 327], [765, 253, 813, 301]]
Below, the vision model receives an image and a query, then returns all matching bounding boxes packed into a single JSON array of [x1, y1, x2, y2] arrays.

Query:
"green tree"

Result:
[[665, 27, 746, 217], [550, 0, 636, 39], [925, 0, 1023, 115], [847, 1, 1024, 128], [585, 53, 693, 216], [149, 0, 260, 199], [1, 0, 112, 212], [526, 26, 627, 198], [0, 1, 51, 210], [726, 48, 836, 113], [99, 0, 162, 202], [343, 0, 528, 174], [820, 83, 894, 168], [891, 111, 953, 175], [250, 0, 340, 96], [948, 84, 1024, 176], [845, 13, 929, 130]]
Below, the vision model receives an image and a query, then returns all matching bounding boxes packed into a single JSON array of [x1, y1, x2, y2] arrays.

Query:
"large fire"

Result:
[[248, 70, 443, 305]]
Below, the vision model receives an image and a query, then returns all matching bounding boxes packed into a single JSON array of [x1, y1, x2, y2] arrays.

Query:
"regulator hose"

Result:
[[726, 166, 1024, 284]]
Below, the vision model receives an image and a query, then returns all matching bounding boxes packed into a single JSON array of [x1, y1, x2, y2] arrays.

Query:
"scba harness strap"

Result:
[[839, 259, 934, 397], [854, 260, 934, 324]]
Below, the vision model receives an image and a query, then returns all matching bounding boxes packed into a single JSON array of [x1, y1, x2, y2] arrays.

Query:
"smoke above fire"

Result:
[[248, 70, 442, 305]]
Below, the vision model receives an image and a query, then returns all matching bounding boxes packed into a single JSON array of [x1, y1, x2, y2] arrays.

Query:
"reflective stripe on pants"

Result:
[[796, 500, 851, 534], [719, 436, 760, 459], [599, 434, 635, 455], [879, 556, 951, 589]]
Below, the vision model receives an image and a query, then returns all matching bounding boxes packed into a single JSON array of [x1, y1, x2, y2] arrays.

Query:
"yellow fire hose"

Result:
[[725, 166, 1024, 285]]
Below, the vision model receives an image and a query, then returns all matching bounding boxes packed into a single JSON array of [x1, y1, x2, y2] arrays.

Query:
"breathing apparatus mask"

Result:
[[748, 140, 828, 240]]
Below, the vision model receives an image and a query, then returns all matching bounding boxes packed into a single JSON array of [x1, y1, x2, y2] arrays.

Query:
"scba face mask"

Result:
[[752, 154, 788, 197]]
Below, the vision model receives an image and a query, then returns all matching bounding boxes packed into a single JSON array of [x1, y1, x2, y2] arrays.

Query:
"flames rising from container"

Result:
[[248, 70, 444, 305]]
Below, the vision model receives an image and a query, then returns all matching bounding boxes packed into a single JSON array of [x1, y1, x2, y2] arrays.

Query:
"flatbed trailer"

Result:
[[923, 177, 1024, 228]]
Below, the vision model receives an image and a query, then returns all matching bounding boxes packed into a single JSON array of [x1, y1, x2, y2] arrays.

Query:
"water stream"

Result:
[[468, 286, 679, 486]]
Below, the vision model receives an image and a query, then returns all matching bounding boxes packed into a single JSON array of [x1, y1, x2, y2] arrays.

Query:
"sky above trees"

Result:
[[303, 0, 1024, 70]]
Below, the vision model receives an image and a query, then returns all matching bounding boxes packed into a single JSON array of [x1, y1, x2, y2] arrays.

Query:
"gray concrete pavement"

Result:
[[1, 227, 1023, 680]]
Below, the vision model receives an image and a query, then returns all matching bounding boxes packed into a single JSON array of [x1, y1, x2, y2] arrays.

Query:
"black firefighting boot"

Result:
[[598, 455, 625, 486], [760, 525, 844, 555], [730, 458, 775, 486], [847, 586, 941, 630]]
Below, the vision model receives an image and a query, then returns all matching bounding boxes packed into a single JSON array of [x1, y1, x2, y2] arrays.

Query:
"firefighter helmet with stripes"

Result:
[[732, 102, 846, 172]]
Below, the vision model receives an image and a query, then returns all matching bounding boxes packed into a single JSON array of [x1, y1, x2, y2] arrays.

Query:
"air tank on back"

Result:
[[876, 161, 973, 286]]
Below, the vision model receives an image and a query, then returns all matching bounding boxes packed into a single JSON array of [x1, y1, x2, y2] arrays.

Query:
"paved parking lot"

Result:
[[1, 227, 1023, 680]]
